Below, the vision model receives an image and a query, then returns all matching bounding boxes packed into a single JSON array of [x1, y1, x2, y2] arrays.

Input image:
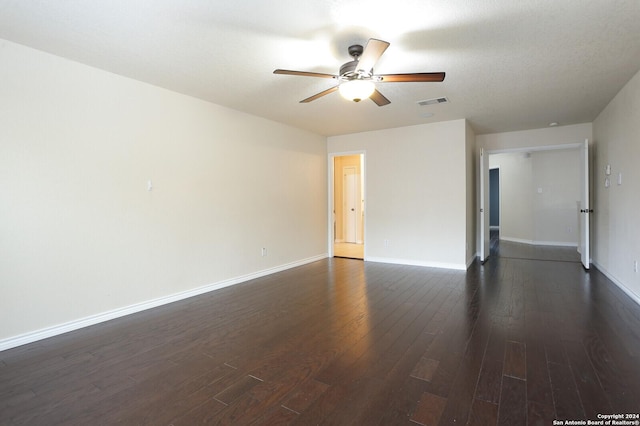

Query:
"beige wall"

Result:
[[465, 121, 477, 266], [0, 40, 328, 346], [477, 123, 593, 152], [593, 68, 640, 303], [490, 153, 534, 241], [328, 119, 471, 269]]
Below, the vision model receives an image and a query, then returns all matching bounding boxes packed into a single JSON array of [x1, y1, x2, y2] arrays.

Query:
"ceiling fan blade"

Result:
[[378, 72, 446, 82], [356, 39, 390, 74], [274, 69, 337, 79], [300, 86, 339, 103], [370, 89, 391, 107]]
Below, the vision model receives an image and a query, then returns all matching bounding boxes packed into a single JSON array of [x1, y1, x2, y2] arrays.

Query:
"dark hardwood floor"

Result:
[[489, 230, 582, 263], [2, 241, 640, 425]]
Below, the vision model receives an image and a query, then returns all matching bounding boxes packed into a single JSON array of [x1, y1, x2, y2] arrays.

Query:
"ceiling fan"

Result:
[[274, 38, 445, 106]]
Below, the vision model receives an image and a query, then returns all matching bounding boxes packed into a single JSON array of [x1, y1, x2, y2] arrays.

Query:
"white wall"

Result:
[[593, 68, 640, 302], [489, 150, 580, 246], [0, 40, 328, 346], [328, 119, 470, 270]]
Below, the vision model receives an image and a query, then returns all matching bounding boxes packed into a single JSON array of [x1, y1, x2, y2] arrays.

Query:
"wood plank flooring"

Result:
[[2, 245, 640, 425]]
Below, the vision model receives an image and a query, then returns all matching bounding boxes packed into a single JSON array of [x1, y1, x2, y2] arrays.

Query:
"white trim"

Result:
[[489, 226, 500, 230], [593, 262, 640, 307], [500, 236, 578, 247], [499, 236, 534, 244], [533, 240, 578, 248], [0, 254, 328, 352], [366, 256, 467, 271]]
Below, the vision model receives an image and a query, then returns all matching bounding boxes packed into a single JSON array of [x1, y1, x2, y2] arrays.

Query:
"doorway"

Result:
[[489, 167, 500, 231], [331, 153, 365, 259], [479, 141, 589, 267]]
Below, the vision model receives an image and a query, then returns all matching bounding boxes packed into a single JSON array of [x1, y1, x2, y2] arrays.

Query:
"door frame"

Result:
[[480, 147, 490, 262], [328, 151, 366, 259], [478, 141, 589, 263], [579, 139, 591, 269]]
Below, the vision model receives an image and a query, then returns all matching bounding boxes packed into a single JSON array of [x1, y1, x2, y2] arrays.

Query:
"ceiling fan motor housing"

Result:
[[340, 60, 360, 78], [341, 44, 370, 79]]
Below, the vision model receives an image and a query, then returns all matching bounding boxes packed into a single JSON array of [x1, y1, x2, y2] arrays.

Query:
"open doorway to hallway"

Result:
[[487, 149, 582, 264], [332, 154, 364, 259]]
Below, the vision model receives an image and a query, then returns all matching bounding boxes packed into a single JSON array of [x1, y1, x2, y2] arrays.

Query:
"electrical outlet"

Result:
[[261, 247, 267, 257], [383, 239, 389, 247]]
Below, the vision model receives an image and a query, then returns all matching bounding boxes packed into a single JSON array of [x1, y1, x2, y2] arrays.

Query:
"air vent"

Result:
[[417, 97, 449, 106]]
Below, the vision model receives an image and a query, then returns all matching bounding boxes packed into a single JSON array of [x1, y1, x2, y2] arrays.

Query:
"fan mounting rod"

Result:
[[341, 44, 375, 80]]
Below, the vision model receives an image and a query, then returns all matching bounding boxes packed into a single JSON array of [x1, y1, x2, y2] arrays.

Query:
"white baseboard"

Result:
[[592, 261, 640, 307], [500, 236, 577, 247], [0, 254, 329, 352], [366, 256, 467, 271], [499, 236, 534, 244]]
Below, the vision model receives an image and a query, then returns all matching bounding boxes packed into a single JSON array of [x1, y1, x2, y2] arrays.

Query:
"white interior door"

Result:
[[479, 148, 490, 262], [344, 167, 358, 243], [579, 139, 590, 269]]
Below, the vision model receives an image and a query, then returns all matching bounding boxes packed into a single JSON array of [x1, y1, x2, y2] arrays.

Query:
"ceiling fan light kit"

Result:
[[339, 79, 375, 102], [274, 38, 445, 106]]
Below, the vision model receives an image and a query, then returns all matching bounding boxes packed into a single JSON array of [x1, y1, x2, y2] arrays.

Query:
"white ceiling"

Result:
[[1, 0, 639, 136]]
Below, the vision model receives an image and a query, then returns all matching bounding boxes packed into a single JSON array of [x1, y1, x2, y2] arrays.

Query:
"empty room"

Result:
[[1, 1, 640, 425]]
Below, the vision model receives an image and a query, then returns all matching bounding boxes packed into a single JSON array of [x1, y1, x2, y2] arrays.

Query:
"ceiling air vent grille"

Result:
[[417, 97, 449, 106]]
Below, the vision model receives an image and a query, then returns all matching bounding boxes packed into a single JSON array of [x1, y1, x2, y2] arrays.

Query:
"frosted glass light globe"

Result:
[[339, 80, 375, 102]]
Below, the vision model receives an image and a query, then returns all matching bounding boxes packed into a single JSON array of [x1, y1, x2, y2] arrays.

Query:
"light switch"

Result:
[[537, 187, 543, 194], [618, 172, 622, 186], [147, 180, 153, 191], [605, 164, 611, 175], [605, 177, 610, 188]]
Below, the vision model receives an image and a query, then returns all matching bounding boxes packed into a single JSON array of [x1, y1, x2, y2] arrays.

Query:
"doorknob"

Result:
[[351, 208, 355, 211]]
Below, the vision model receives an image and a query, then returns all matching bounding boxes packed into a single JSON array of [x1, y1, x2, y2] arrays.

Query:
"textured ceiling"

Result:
[[1, 0, 639, 136]]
